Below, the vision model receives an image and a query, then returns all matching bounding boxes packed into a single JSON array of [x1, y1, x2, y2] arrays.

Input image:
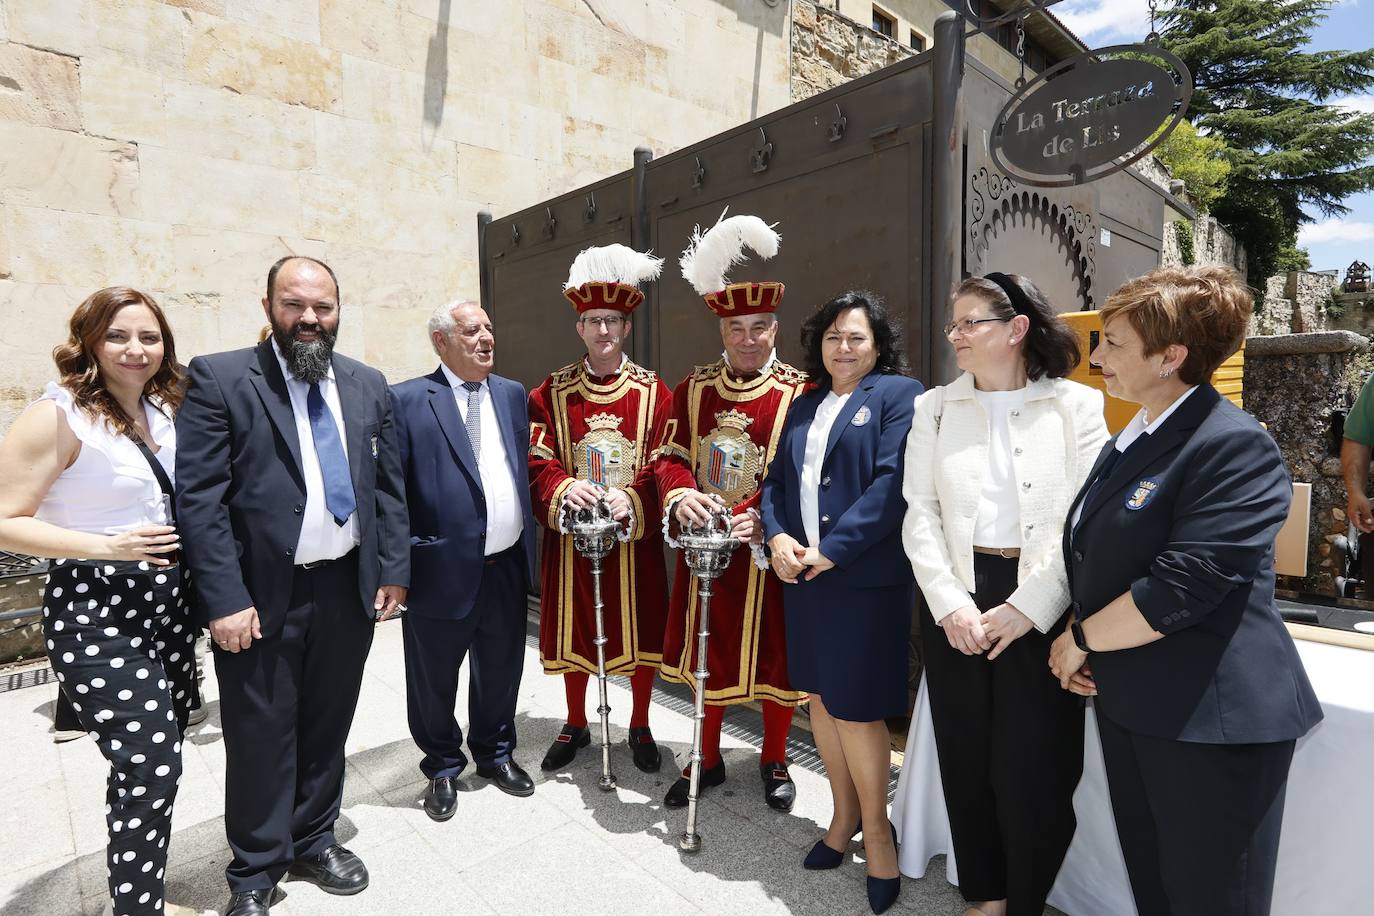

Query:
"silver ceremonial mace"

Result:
[[564, 496, 622, 791], [676, 505, 738, 852]]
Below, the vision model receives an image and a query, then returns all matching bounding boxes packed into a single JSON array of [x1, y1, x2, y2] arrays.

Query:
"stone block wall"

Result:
[[1244, 331, 1373, 594], [791, 0, 914, 102], [0, 0, 793, 430], [1160, 215, 1247, 277], [1251, 270, 1341, 336]]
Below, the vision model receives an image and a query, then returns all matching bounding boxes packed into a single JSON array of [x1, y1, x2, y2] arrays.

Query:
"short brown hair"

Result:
[[1099, 266, 1253, 385], [53, 287, 185, 440]]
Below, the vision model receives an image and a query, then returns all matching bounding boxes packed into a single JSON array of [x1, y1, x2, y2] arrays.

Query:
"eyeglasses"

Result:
[[943, 315, 1012, 337], [580, 316, 625, 330]]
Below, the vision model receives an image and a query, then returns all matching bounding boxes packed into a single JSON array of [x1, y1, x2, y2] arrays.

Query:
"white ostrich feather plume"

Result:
[[564, 244, 663, 291], [679, 211, 780, 296]]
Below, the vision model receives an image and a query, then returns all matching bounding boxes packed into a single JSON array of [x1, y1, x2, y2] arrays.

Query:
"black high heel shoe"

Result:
[[802, 823, 862, 870], [803, 839, 845, 870], [865, 822, 901, 914]]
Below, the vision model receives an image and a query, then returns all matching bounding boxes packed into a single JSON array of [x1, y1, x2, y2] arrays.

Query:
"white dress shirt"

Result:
[[1070, 385, 1199, 529], [971, 387, 1027, 548], [271, 340, 359, 565], [800, 390, 852, 547], [440, 364, 523, 555]]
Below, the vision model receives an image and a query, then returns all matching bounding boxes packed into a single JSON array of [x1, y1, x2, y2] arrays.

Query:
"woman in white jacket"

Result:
[[899, 274, 1108, 916]]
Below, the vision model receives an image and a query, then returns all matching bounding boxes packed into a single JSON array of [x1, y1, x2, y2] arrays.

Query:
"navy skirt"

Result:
[[783, 573, 913, 722]]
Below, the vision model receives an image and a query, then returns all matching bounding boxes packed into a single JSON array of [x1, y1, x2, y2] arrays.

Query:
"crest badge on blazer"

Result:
[[851, 405, 871, 427], [1125, 478, 1160, 511]]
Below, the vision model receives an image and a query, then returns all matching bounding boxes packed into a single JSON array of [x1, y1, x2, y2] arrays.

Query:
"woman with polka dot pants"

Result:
[[0, 288, 197, 916], [45, 559, 196, 912]]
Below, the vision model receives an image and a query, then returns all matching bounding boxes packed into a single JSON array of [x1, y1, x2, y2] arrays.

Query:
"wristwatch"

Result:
[[1070, 619, 1092, 653]]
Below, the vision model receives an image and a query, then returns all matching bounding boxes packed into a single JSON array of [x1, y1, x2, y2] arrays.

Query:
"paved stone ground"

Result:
[[0, 617, 976, 916]]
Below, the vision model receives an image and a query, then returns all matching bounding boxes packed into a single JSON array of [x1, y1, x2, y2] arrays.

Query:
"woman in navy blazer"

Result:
[[1050, 267, 1323, 915], [760, 290, 922, 914]]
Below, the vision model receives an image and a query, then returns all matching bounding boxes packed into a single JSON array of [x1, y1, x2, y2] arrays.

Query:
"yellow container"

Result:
[[1060, 311, 1244, 434]]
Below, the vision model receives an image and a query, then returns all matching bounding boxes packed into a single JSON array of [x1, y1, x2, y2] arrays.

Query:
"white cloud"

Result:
[[1053, 0, 1154, 46], [1333, 95, 1374, 114], [1299, 220, 1374, 245]]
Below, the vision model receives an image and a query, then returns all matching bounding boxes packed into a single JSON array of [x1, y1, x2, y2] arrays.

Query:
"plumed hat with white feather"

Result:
[[679, 211, 784, 318], [563, 243, 664, 315]]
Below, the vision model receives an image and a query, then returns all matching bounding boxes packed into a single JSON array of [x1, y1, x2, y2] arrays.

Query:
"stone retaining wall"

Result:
[[1244, 331, 1373, 594]]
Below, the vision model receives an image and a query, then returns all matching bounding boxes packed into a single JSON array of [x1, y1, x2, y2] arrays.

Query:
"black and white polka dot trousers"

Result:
[[42, 559, 199, 916]]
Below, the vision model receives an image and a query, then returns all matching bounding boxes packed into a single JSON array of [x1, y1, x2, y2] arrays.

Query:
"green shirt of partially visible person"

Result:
[[1346, 371, 1374, 445], [1342, 371, 1374, 533]]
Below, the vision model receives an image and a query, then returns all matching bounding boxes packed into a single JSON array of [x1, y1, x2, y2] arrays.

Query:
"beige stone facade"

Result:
[[0, 0, 793, 428]]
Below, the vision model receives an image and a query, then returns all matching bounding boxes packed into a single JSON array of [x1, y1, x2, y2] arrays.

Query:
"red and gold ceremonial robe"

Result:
[[528, 359, 672, 677], [653, 358, 809, 706]]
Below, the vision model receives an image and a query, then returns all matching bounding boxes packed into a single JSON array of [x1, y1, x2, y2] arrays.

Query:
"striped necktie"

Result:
[[462, 381, 482, 456]]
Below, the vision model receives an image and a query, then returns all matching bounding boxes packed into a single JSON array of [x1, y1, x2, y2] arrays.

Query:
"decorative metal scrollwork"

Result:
[[542, 207, 557, 240], [511, 223, 521, 245], [750, 127, 774, 174], [584, 192, 597, 224], [828, 103, 847, 143], [967, 164, 1098, 307], [691, 156, 706, 190]]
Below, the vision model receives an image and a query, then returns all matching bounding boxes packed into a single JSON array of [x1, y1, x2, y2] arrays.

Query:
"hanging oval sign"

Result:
[[990, 43, 1192, 188]]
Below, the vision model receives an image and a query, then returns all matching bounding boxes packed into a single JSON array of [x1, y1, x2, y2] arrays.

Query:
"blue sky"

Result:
[[1054, 0, 1374, 275]]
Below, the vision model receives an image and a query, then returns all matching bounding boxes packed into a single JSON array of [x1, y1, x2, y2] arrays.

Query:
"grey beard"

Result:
[[276, 328, 336, 384]]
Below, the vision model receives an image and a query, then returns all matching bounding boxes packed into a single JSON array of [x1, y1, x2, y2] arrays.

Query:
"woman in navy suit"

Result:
[[1050, 267, 1323, 915], [760, 290, 922, 914]]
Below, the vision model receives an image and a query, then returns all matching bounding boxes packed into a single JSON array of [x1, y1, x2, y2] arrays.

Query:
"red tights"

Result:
[[563, 666, 656, 730]]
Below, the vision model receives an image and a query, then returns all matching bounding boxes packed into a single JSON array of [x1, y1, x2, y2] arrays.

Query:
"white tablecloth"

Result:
[[891, 639, 1374, 914]]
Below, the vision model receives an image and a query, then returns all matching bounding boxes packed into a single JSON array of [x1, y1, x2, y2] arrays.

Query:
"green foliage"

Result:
[[1175, 220, 1196, 265], [1325, 289, 1346, 320], [1275, 243, 1312, 272], [1154, 121, 1231, 212], [1160, 1, 1374, 286]]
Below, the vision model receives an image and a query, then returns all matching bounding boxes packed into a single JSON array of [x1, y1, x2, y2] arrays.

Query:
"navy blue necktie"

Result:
[[1080, 444, 1126, 515], [307, 382, 357, 525]]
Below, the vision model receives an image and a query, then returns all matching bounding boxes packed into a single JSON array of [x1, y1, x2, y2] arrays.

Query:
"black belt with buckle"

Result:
[[298, 548, 357, 570]]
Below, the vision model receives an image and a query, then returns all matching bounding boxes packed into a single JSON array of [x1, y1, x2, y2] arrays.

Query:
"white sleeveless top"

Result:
[[33, 382, 176, 536]]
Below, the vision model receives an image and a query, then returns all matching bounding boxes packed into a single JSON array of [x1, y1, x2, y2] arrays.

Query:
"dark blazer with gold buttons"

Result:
[[1064, 384, 1322, 744]]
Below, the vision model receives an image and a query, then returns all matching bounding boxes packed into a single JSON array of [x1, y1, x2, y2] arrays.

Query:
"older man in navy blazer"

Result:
[[390, 300, 538, 822]]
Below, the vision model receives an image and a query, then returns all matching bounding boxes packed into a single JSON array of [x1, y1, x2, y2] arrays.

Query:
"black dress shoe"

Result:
[[540, 724, 590, 771], [476, 759, 535, 797], [663, 760, 726, 808], [627, 726, 662, 772], [287, 844, 368, 895], [423, 775, 458, 822], [760, 760, 796, 812], [224, 889, 272, 915]]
